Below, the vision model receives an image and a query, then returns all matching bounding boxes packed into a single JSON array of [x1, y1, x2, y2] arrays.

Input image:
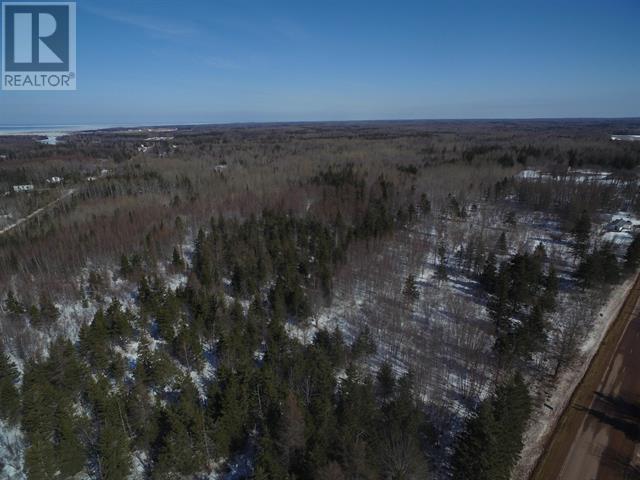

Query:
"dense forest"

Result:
[[1, 120, 640, 479]]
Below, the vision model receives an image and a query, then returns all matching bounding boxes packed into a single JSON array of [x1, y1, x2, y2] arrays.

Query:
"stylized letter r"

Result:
[[12, 12, 63, 64]]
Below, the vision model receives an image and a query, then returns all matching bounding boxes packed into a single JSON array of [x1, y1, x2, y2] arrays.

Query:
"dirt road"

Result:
[[0, 188, 75, 235], [532, 274, 640, 480]]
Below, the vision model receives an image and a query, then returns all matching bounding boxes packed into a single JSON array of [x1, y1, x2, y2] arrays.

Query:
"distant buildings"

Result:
[[46, 176, 63, 184], [605, 218, 634, 233], [13, 184, 34, 193], [610, 134, 640, 142]]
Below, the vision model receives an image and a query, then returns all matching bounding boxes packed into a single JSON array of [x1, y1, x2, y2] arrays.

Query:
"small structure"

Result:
[[13, 184, 34, 193], [46, 176, 63, 185], [606, 218, 633, 233], [611, 135, 640, 142], [100, 169, 110, 177]]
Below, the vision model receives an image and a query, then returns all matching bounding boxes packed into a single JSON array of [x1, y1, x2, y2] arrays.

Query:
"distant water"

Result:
[[0, 125, 109, 135]]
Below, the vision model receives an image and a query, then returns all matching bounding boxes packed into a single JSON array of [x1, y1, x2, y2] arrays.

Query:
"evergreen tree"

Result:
[[402, 274, 420, 303], [419, 193, 431, 215], [38, 293, 59, 324], [496, 232, 508, 255], [376, 361, 395, 404], [480, 253, 497, 293], [172, 246, 184, 269], [571, 210, 591, 259], [4, 290, 25, 314], [518, 302, 546, 356], [154, 377, 206, 477], [625, 233, 640, 271], [98, 421, 131, 480], [436, 243, 448, 281], [54, 410, 86, 477], [452, 374, 531, 480], [542, 264, 559, 311], [452, 401, 496, 480], [489, 373, 532, 479], [25, 431, 57, 480], [120, 253, 132, 277], [79, 308, 110, 370]]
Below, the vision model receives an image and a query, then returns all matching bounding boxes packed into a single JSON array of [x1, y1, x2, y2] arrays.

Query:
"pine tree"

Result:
[[452, 402, 495, 480], [25, 431, 57, 480], [496, 232, 508, 255], [518, 302, 546, 356], [542, 264, 559, 311], [419, 193, 431, 215], [436, 243, 448, 281], [4, 290, 25, 314], [155, 377, 206, 476], [376, 362, 395, 404], [480, 253, 497, 293], [172, 246, 184, 269], [489, 373, 532, 479], [402, 274, 420, 303], [452, 374, 531, 480], [79, 308, 110, 370], [120, 253, 132, 277], [571, 210, 591, 259], [98, 421, 131, 480], [54, 410, 86, 477], [38, 293, 59, 324], [625, 233, 640, 271]]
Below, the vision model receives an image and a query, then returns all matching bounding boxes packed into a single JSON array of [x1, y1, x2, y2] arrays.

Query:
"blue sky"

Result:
[[1, 0, 639, 125]]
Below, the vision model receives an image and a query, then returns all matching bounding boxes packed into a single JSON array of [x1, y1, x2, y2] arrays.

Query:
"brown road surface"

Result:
[[533, 274, 640, 480]]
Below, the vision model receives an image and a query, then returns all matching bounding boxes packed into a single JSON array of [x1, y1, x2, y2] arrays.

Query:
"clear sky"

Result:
[[1, 0, 639, 125]]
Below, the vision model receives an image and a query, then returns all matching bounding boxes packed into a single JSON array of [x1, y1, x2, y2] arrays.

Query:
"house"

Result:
[[606, 218, 633, 232], [13, 184, 34, 193], [46, 176, 63, 184]]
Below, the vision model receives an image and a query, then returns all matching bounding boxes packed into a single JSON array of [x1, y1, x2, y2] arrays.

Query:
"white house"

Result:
[[606, 218, 633, 233], [13, 184, 34, 193], [46, 176, 63, 184]]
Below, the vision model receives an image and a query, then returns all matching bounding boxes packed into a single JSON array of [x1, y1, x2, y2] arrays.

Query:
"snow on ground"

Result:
[[0, 421, 25, 480], [516, 168, 637, 185]]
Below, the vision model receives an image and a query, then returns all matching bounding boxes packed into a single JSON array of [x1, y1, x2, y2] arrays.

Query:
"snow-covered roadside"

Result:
[[0, 421, 25, 480], [512, 274, 638, 480]]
